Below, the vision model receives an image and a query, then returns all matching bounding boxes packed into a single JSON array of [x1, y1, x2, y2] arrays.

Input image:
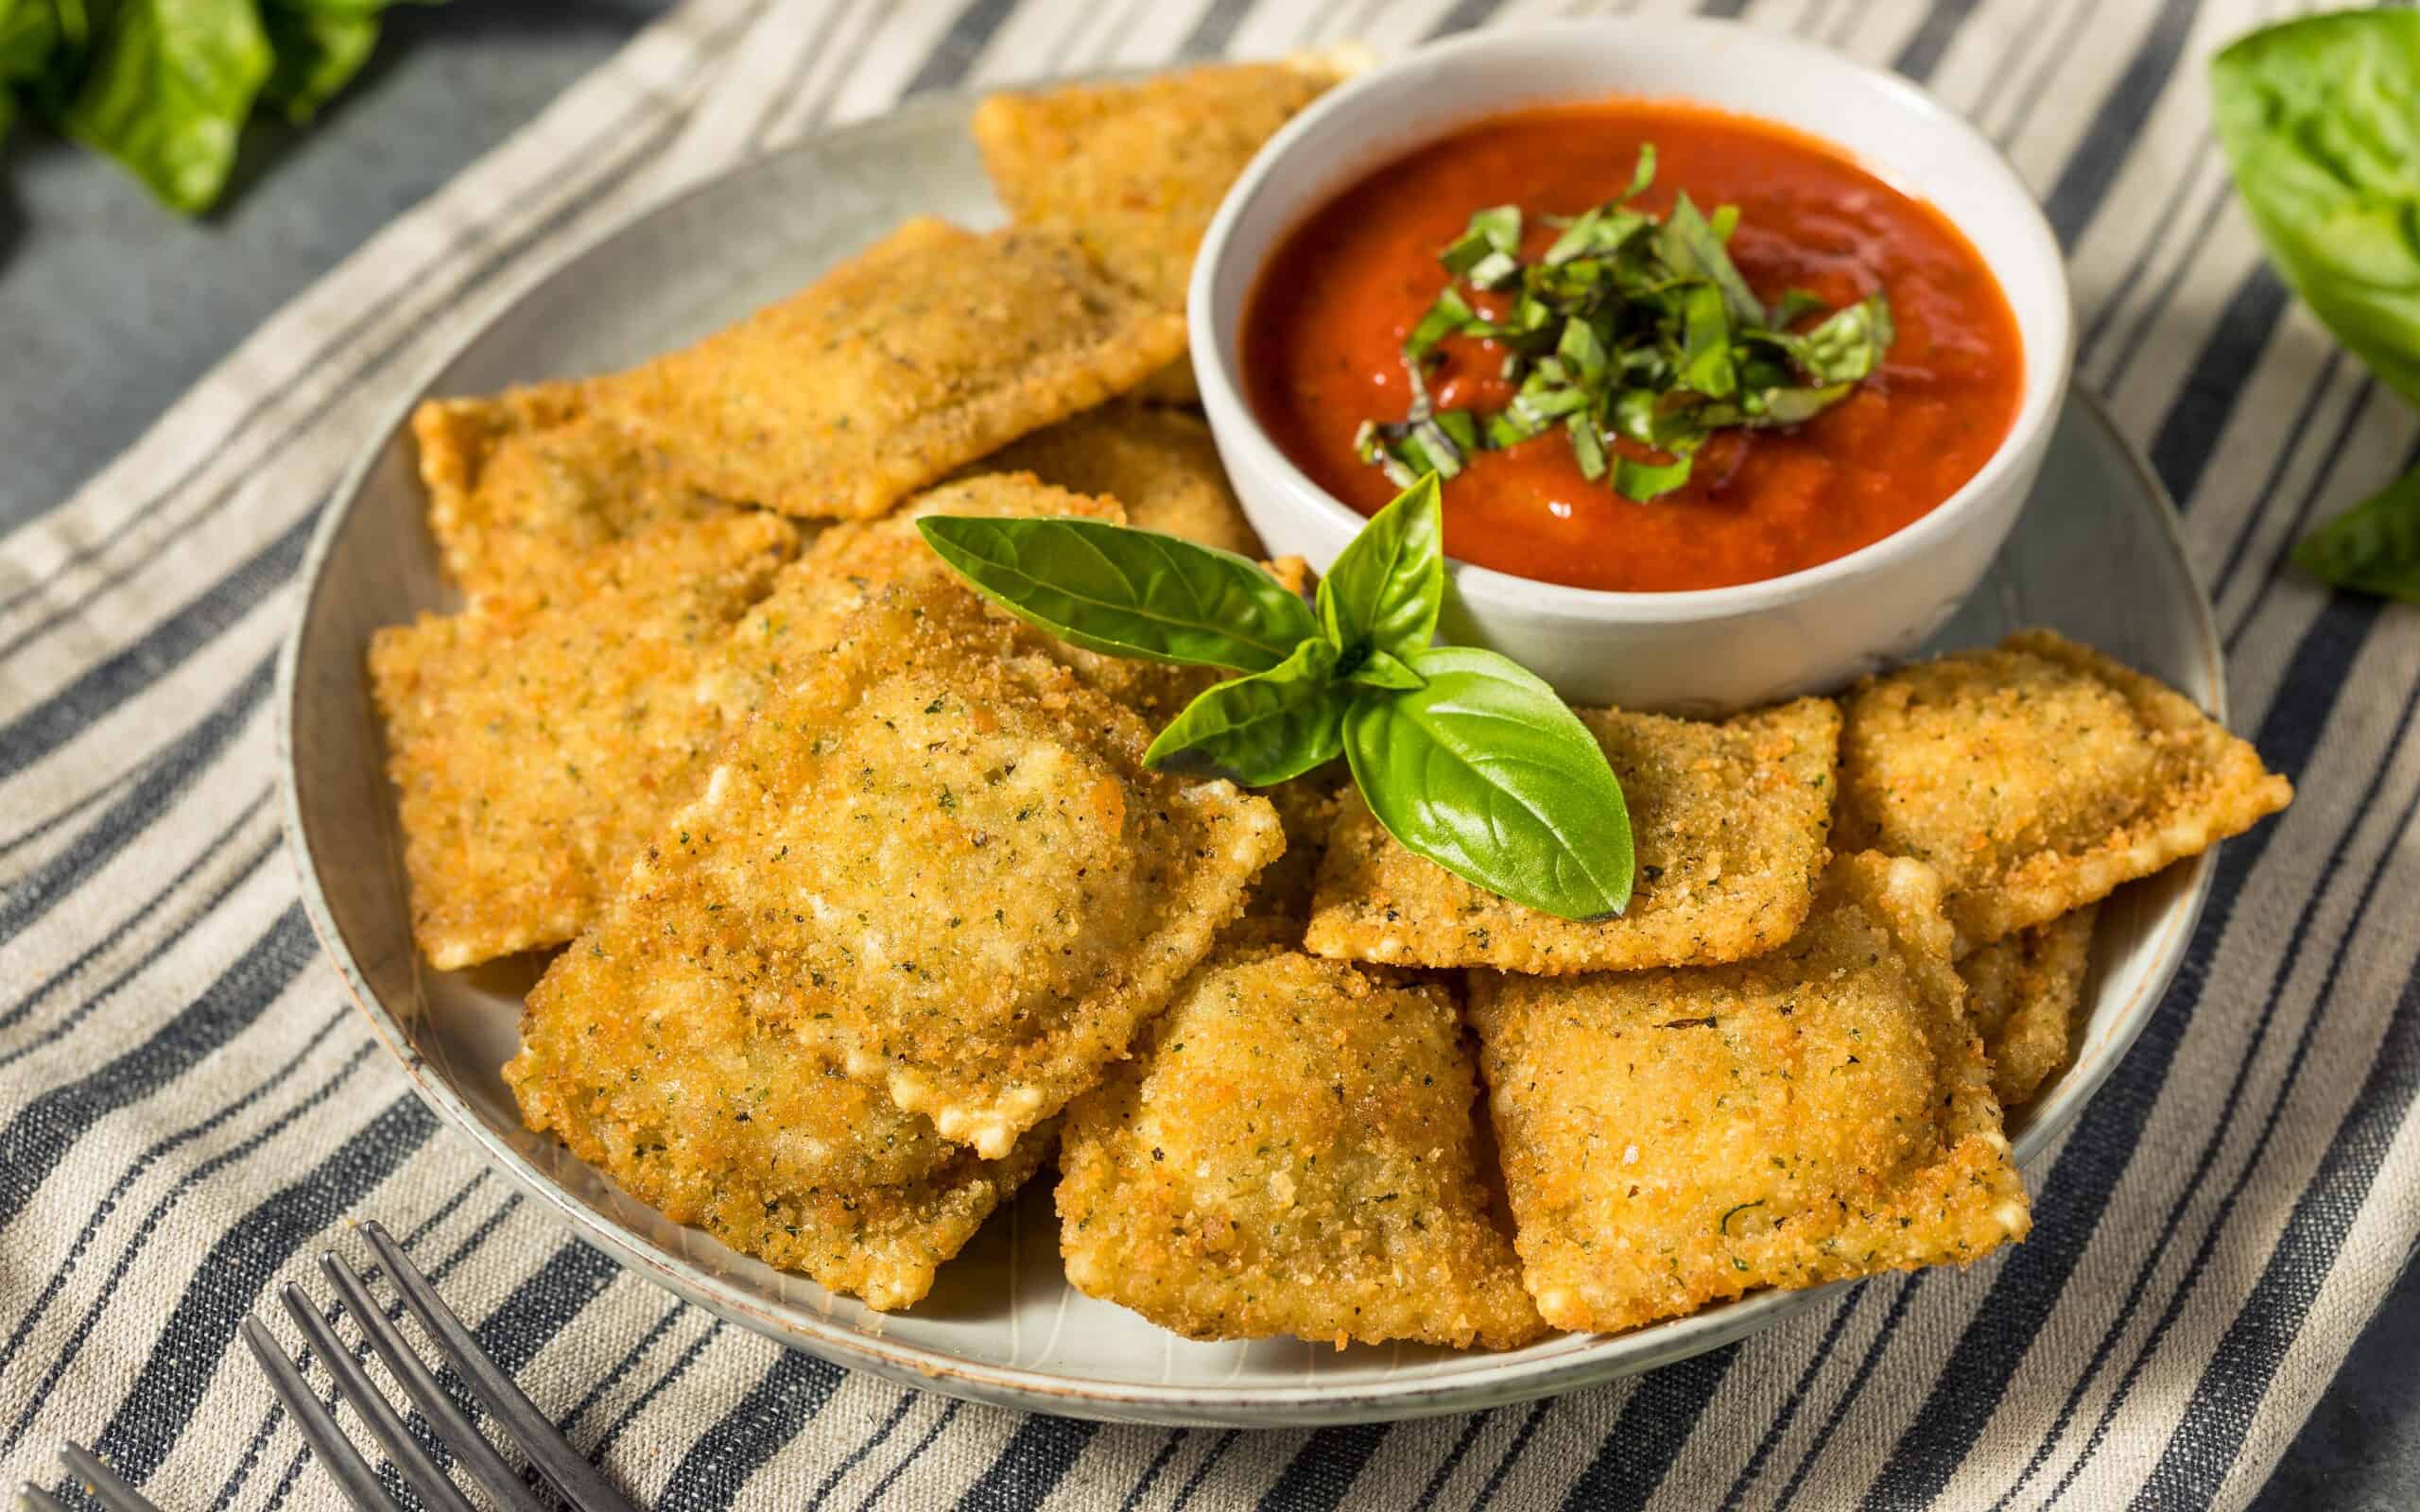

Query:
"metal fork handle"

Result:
[[362, 1221, 639, 1512], [55, 1443, 158, 1512]]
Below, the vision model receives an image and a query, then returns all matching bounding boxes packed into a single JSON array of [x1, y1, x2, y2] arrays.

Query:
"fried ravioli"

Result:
[[409, 381, 732, 595], [597, 218, 1186, 519], [1306, 698, 1840, 973], [368, 511, 797, 970], [1960, 903, 2098, 1107], [601, 583, 1282, 1160], [967, 404, 1264, 557], [1468, 852, 2030, 1334], [1838, 628, 2292, 953], [508, 953, 1051, 1311], [1058, 945, 1543, 1349], [972, 59, 1355, 400]]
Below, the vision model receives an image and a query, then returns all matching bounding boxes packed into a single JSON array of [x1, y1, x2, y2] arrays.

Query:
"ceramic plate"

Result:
[[278, 90, 2221, 1427]]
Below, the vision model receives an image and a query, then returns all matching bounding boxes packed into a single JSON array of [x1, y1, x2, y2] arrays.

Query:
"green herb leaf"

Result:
[[1347, 647, 1426, 692], [1615, 453, 1693, 501], [1144, 639, 1345, 786], [1658, 192, 1766, 329], [2213, 10, 2420, 408], [0, 0, 61, 80], [2293, 461, 2420, 603], [1798, 295, 1894, 385], [1317, 472, 1443, 661], [61, 0, 273, 215], [1340, 644, 1634, 920], [915, 515, 1319, 672], [261, 6, 380, 125]]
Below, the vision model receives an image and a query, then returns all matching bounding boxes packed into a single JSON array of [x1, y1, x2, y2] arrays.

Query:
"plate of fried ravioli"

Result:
[[280, 47, 2293, 1425]]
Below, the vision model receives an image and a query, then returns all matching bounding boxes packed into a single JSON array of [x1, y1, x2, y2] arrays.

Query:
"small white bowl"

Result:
[[1190, 19, 2073, 713]]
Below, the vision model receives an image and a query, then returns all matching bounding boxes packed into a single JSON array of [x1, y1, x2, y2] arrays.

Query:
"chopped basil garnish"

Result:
[[1357, 145, 1895, 504]]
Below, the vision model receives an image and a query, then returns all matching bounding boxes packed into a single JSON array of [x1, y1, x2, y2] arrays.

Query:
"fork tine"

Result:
[[56, 1444, 160, 1512], [20, 1482, 73, 1512], [362, 1221, 638, 1512], [239, 1315, 406, 1512], [320, 1252, 553, 1512], [278, 1285, 480, 1512]]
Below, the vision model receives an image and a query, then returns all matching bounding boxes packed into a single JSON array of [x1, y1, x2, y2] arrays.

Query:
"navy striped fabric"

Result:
[[2, 1, 2414, 1507]]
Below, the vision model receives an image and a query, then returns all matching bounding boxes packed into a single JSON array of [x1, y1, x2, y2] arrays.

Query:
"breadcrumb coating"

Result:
[[1306, 698, 1840, 973], [1838, 628, 2291, 953], [596, 218, 1185, 519], [1058, 945, 1543, 1349], [973, 59, 1356, 399], [1960, 903, 2098, 1107], [508, 946, 1051, 1312], [589, 582, 1281, 1160], [1468, 852, 2030, 1334], [966, 404, 1265, 558], [368, 511, 797, 969], [409, 381, 731, 595]]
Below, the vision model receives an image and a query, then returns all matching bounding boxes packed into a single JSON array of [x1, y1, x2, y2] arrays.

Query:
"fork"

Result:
[[25, 1220, 639, 1512]]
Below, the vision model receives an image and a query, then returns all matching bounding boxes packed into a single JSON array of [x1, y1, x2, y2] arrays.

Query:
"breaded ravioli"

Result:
[[614, 583, 1282, 1159], [368, 512, 797, 969], [1960, 903, 2098, 1107], [410, 381, 732, 595], [1838, 628, 2291, 953], [1307, 698, 1840, 973], [967, 404, 1264, 557], [1057, 945, 1543, 1349], [597, 218, 1186, 519], [509, 911, 1050, 1312], [735, 472, 1221, 724], [972, 59, 1356, 399], [1468, 852, 2030, 1334]]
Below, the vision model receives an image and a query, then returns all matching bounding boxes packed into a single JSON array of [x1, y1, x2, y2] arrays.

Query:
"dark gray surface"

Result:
[[0, 0, 2409, 1500]]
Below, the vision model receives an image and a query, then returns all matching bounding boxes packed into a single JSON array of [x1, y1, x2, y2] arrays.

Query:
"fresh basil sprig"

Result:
[[2214, 10, 2420, 603], [1356, 145, 1893, 505], [917, 475, 1636, 921]]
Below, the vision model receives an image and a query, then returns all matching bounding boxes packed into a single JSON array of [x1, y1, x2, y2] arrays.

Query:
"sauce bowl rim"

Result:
[[1188, 16, 2077, 623]]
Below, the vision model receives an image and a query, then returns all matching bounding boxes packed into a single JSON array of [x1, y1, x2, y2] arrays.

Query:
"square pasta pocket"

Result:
[[1307, 698, 1839, 972], [1838, 628, 2290, 953], [602, 582, 1283, 1159], [1468, 852, 2030, 1334], [597, 218, 1185, 519], [369, 510, 798, 969], [1057, 945, 1542, 1349]]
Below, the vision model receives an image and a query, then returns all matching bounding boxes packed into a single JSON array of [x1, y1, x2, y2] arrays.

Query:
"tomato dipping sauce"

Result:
[[1242, 101, 2024, 593]]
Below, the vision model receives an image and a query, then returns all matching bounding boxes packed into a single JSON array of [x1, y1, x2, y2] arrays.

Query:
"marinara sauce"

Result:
[[1242, 101, 2023, 593]]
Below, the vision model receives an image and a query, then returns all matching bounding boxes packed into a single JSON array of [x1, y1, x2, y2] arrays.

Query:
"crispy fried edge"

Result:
[[1961, 902, 2099, 1107]]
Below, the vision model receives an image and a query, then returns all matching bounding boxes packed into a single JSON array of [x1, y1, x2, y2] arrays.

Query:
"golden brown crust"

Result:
[[596, 218, 1186, 520], [1468, 852, 2030, 1335], [1839, 628, 2292, 953], [570, 581, 1281, 1160], [1305, 698, 1840, 973], [1960, 903, 2098, 1107], [368, 511, 798, 969], [408, 381, 732, 595], [508, 944, 1051, 1311], [1057, 946, 1544, 1349], [963, 404, 1264, 558]]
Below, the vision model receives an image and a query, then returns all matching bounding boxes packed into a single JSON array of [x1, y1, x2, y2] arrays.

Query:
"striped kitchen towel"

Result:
[[2, 0, 2413, 1507]]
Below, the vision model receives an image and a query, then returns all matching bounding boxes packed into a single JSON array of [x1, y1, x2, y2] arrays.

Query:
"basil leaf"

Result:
[[1616, 453, 1692, 501], [1317, 472, 1443, 662], [0, 0, 60, 79], [1341, 644, 1634, 921], [1658, 192, 1765, 329], [62, 0, 273, 215], [2293, 461, 2420, 603], [1679, 284, 1737, 399], [916, 515, 1318, 673], [2213, 11, 2420, 407], [1347, 647, 1425, 692], [1567, 413, 1608, 480], [1619, 143, 1655, 201], [1799, 295, 1894, 385], [1768, 287, 1828, 329], [1144, 640, 1345, 786], [261, 6, 379, 124]]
